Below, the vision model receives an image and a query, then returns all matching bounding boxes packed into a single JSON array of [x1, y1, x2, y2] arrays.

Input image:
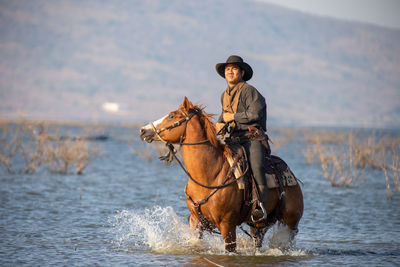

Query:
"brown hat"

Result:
[[215, 55, 253, 81]]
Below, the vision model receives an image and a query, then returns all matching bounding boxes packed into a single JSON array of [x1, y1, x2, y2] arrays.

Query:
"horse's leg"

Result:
[[288, 226, 298, 246], [188, 214, 203, 239], [281, 186, 303, 247], [250, 226, 267, 249], [250, 226, 268, 249], [219, 223, 237, 252]]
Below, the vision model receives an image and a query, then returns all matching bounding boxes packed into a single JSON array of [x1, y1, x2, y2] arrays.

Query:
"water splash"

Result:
[[268, 224, 294, 249], [111, 206, 307, 256], [112, 206, 220, 254]]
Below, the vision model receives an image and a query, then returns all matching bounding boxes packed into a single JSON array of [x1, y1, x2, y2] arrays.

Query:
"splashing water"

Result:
[[268, 224, 293, 250], [112, 206, 222, 254], [111, 206, 307, 256]]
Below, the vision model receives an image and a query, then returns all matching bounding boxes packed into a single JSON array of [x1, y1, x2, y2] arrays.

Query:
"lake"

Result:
[[1, 124, 399, 266]]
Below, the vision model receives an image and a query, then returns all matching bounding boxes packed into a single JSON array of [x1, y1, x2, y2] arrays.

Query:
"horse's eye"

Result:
[[169, 114, 175, 119]]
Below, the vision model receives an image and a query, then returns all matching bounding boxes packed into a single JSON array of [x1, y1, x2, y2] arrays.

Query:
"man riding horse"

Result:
[[139, 55, 303, 252], [215, 55, 271, 221]]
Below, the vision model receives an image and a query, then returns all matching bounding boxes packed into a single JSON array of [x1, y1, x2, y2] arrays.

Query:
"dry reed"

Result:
[[314, 133, 364, 187], [304, 129, 400, 194], [0, 120, 101, 174], [268, 127, 296, 153], [131, 140, 181, 163], [381, 145, 400, 198]]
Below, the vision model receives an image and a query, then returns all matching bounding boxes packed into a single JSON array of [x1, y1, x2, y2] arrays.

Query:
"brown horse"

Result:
[[140, 97, 303, 252]]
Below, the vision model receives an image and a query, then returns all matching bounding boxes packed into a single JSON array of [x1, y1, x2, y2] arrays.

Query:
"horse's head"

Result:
[[139, 97, 198, 144]]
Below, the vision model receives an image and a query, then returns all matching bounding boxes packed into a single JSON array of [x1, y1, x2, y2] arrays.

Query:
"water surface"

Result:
[[1, 125, 399, 266]]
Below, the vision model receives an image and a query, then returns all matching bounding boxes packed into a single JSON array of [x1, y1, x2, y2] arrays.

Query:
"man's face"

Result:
[[225, 64, 244, 85]]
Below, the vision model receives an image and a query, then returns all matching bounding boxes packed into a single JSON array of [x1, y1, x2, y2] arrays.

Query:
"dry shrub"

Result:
[[19, 127, 47, 174], [305, 129, 350, 145], [131, 140, 181, 163], [303, 129, 354, 164], [0, 120, 101, 174], [314, 133, 364, 187], [303, 144, 319, 164], [354, 135, 399, 170], [269, 128, 296, 153], [381, 146, 400, 198], [43, 137, 101, 174], [0, 124, 25, 173], [304, 129, 400, 195]]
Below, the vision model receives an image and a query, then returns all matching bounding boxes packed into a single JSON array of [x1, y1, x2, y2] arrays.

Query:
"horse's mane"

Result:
[[180, 99, 231, 160], [189, 105, 220, 148], [193, 105, 233, 161], [180, 98, 229, 154]]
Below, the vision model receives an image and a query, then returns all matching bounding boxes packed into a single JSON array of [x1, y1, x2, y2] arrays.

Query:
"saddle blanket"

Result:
[[227, 151, 298, 189], [264, 155, 298, 188]]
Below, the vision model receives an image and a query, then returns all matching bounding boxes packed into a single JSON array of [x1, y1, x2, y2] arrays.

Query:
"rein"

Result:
[[149, 108, 249, 231], [166, 142, 246, 190]]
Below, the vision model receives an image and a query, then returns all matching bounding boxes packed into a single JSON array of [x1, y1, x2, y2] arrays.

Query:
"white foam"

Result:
[[111, 206, 307, 256], [268, 224, 293, 249]]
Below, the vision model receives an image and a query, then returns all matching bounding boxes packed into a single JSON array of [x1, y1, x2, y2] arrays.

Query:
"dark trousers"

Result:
[[241, 139, 267, 187]]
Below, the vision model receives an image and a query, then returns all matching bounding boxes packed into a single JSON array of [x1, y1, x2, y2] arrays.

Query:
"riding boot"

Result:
[[251, 185, 268, 222]]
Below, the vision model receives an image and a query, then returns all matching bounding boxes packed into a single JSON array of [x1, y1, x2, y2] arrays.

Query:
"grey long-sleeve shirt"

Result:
[[217, 83, 267, 132]]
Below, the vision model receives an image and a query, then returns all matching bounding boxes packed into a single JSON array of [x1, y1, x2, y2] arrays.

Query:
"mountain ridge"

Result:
[[0, 0, 399, 128]]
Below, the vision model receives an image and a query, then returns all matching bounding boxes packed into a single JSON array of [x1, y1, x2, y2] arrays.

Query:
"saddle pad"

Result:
[[226, 152, 245, 189], [225, 145, 297, 190], [265, 155, 298, 189]]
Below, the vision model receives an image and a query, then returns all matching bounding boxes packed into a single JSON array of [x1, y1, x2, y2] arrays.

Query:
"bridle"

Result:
[[148, 107, 250, 228], [150, 108, 209, 146], [148, 108, 247, 190]]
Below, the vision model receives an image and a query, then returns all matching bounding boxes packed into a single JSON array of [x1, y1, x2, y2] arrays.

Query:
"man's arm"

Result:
[[216, 92, 225, 132], [217, 91, 225, 123], [234, 86, 265, 124]]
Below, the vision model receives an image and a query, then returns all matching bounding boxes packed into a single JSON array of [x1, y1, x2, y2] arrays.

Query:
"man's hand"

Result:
[[216, 122, 225, 133], [223, 112, 235, 122]]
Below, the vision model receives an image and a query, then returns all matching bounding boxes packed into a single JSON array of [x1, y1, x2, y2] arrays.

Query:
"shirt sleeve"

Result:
[[233, 86, 265, 124], [217, 91, 224, 123]]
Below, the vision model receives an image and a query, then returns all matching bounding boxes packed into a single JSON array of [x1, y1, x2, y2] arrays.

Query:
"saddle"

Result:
[[226, 144, 298, 191], [225, 125, 298, 192], [226, 143, 299, 225]]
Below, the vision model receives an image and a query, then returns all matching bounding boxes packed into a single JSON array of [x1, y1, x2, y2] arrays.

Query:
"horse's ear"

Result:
[[182, 96, 192, 112]]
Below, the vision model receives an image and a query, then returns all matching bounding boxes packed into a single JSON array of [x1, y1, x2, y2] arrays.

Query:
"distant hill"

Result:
[[1, 0, 399, 128]]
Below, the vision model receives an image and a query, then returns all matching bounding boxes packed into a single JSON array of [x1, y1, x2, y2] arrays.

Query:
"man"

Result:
[[215, 55, 270, 220]]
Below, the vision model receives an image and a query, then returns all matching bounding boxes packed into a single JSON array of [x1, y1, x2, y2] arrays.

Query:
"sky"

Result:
[[260, 0, 400, 29]]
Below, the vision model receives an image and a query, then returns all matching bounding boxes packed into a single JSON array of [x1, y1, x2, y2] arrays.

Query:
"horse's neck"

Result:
[[181, 119, 225, 182]]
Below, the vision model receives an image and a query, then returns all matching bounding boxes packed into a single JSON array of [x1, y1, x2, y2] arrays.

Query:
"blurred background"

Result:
[[1, 0, 399, 128]]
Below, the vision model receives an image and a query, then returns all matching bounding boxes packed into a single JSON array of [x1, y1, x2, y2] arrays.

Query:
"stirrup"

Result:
[[251, 202, 268, 223]]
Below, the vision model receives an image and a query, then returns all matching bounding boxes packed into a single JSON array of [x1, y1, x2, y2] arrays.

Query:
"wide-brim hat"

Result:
[[215, 55, 253, 81]]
